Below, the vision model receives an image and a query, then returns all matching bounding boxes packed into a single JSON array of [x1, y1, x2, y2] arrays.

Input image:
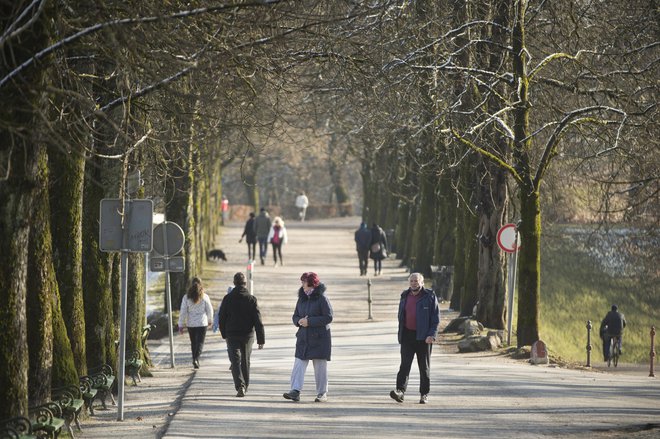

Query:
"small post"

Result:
[[367, 278, 373, 320], [586, 320, 593, 368], [650, 326, 656, 378], [247, 259, 254, 295]]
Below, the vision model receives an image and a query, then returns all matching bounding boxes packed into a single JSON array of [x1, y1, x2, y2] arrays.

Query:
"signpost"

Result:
[[497, 223, 521, 346], [99, 198, 153, 422], [150, 221, 185, 368]]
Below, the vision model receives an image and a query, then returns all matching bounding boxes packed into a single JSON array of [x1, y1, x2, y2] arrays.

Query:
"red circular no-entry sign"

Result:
[[497, 223, 521, 253]]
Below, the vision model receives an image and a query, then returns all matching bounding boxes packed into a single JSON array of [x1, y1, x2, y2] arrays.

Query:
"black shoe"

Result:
[[420, 394, 428, 404], [390, 389, 404, 403], [193, 360, 199, 369], [236, 387, 246, 397], [283, 390, 300, 402]]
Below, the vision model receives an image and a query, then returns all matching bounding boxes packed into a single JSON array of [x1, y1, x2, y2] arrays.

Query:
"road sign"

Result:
[[497, 223, 521, 253], [150, 256, 185, 272], [152, 221, 185, 256], [99, 199, 153, 252]]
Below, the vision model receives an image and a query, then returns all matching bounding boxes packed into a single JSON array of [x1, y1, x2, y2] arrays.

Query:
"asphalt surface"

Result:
[[77, 217, 659, 439]]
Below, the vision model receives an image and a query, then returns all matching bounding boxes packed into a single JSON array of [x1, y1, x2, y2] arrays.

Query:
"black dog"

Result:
[[206, 249, 227, 261]]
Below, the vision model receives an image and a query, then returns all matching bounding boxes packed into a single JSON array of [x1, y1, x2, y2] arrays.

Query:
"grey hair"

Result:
[[409, 272, 424, 285]]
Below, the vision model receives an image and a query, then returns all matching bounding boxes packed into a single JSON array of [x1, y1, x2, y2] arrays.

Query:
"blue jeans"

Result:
[[258, 237, 268, 260]]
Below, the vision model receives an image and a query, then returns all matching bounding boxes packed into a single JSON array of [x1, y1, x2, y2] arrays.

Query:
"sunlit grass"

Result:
[[539, 225, 658, 364]]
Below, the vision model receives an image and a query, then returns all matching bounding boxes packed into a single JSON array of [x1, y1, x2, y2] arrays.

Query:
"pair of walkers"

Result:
[[282, 272, 440, 405]]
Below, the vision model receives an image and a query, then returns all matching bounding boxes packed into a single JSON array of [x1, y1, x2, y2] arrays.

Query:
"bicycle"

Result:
[[608, 335, 621, 367]]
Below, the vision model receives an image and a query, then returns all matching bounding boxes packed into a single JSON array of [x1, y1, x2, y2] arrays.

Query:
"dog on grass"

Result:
[[206, 249, 227, 261]]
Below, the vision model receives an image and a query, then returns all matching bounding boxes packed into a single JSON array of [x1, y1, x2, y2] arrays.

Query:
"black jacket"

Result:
[[292, 283, 333, 360], [219, 286, 265, 345]]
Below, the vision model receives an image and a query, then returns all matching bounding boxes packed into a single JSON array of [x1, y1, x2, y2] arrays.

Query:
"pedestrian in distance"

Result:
[[268, 216, 288, 266], [178, 277, 214, 369], [239, 212, 257, 261], [390, 273, 440, 404], [221, 195, 230, 225], [219, 272, 265, 397], [295, 191, 309, 222], [599, 304, 627, 362], [354, 221, 372, 276], [254, 208, 272, 265], [369, 223, 388, 276], [283, 272, 333, 403]]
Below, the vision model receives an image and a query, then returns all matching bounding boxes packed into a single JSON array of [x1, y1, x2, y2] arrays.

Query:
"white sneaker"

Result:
[[314, 394, 328, 402]]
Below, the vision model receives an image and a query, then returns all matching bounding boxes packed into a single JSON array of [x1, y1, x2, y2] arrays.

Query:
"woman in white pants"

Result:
[[283, 272, 333, 402]]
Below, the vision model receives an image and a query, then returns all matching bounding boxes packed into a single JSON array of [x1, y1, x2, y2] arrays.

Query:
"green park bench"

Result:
[[82, 364, 116, 410], [0, 416, 38, 439], [78, 376, 98, 415], [125, 323, 156, 385], [28, 402, 65, 438], [52, 385, 84, 434]]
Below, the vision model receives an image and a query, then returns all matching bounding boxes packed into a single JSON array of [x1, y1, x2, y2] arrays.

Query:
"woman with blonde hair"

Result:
[[267, 216, 288, 266], [178, 277, 214, 369]]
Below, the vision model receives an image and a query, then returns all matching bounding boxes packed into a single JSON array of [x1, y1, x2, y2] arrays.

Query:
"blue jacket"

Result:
[[292, 283, 333, 360], [397, 288, 440, 343]]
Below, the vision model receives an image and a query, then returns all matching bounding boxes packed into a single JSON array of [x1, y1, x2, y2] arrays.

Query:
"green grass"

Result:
[[539, 225, 658, 364]]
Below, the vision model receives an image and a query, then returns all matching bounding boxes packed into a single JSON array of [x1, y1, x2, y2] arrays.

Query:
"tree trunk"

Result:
[[26, 144, 54, 406], [411, 172, 437, 276], [49, 145, 87, 375]]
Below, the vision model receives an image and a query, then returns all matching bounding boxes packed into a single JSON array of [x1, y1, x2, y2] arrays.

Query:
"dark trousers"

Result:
[[373, 258, 382, 274], [226, 335, 255, 390], [271, 242, 283, 264], [187, 326, 207, 362], [357, 249, 369, 275], [246, 241, 256, 260], [396, 328, 432, 395], [258, 237, 268, 262]]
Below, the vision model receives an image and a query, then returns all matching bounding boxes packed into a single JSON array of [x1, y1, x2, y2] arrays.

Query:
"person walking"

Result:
[[178, 277, 214, 369], [354, 222, 372, 276], [239, 212, 257, 260], [369, 223, 388, 276], [283, 272, 333, 403], [390, 273, 440, 404], [221, 195, 230, 225], [219, 272, 265, 397], [599, 304, 627, 362], [295, 191, 309, 222], [254, 208, 272, 265], [268, 216, 288, 266]]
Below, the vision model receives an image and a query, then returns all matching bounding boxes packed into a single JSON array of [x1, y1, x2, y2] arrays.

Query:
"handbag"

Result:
[[370, 243, 381, 253]]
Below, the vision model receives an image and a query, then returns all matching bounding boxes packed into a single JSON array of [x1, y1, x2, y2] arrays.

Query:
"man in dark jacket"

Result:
[[390, 273, 440, 405], [254, 208, 272, 265], [599, 304, 626, 362], [219, 272, 265, 397], [354, 222, 372, 276], [239, 212, 257, 260]]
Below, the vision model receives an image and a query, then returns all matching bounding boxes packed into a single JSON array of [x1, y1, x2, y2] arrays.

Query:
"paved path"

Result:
[[79, 217, 659, 438]]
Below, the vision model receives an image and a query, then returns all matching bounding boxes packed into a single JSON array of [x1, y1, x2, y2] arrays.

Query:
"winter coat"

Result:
[[241, 217, 257, 244], [292, 283, 333, 360], [600, 310, 626, 337], [267, 225, 288, 245], [369, 226, 388, 260], [354, 226, 372, 251], [178, 293, 213, 328], [219, 286, 265, 345], [254, 212, 272, 239], [397, 288, 440, 343]]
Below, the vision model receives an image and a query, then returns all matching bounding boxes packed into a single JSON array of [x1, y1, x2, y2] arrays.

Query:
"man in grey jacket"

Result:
[[254, 208, 272, 265]]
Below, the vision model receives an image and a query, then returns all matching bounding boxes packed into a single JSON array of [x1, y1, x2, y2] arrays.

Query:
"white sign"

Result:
[[497, 223, 520, 253]]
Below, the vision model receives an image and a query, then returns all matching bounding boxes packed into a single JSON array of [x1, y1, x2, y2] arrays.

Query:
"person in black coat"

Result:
[[354, 222, 372, 276], [369, 223, 388, 276], [283, 272, 333, 403], [239, 212, 257, 260], [219, 272, 265, 397]]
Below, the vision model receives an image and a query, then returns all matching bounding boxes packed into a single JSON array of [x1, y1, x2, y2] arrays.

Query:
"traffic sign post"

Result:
[[150, 221, 185, 368], [247, 259, 255, 295], [497, 223, 521, 346], [99, 198, 153, 422]]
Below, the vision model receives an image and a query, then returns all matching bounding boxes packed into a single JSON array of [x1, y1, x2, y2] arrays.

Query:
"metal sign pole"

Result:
[[117, 250, 128, 421], [165, 270, 175, 368], [506, 252, 515, 346], [247, 259, 254, 295], [162, 222, 175, 368]]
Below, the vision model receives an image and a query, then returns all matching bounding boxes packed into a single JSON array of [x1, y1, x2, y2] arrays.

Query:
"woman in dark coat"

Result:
[[369, 223, 388, 276], [283, 272, 333, 403]]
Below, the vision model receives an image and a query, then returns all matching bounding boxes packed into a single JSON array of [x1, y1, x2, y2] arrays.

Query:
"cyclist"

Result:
[[599, 304, 627, 362]]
